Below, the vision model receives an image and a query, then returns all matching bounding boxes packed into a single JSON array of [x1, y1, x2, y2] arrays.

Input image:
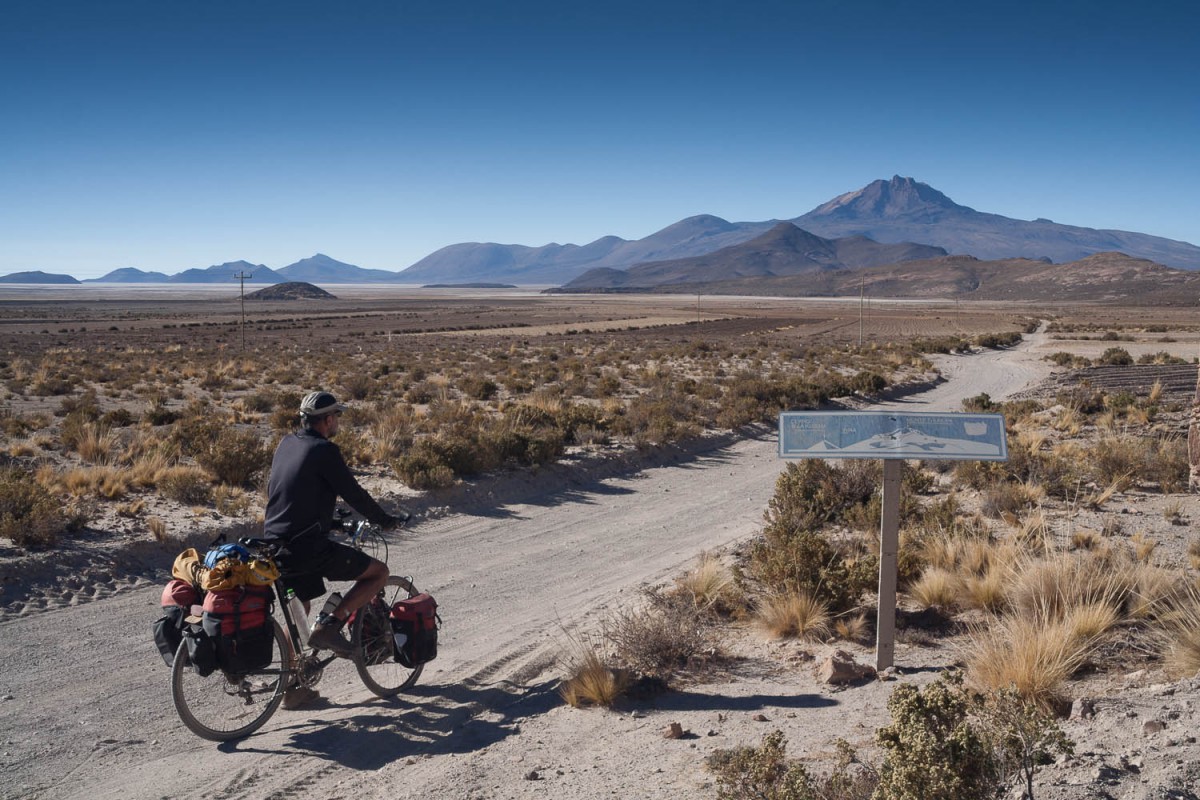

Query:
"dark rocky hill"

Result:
[[245, 281, 336, 300]]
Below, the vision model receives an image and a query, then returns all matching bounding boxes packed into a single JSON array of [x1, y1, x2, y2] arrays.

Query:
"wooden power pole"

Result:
[[233, 271, 252, 350]]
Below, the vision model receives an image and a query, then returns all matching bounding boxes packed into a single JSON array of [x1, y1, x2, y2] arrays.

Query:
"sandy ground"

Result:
[[3, 325, 1199, 800]]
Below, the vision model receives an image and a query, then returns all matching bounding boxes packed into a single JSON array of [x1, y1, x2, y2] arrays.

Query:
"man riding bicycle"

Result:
[[264, 390, 408, 705]]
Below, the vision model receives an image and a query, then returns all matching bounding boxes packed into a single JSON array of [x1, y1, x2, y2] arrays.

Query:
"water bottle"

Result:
[[286, 588, 310, 647], [313, 592, 343, 631]]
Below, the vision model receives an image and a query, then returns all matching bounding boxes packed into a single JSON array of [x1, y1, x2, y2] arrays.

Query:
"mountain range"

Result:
[[4, 177, 1199, 286]]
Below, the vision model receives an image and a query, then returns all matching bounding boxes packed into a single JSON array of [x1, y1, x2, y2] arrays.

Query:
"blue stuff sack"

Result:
[[204, 543, 251, 569]]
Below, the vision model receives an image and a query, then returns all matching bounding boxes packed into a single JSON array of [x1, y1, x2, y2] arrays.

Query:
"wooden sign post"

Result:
[[779, 411, 1008, 671]]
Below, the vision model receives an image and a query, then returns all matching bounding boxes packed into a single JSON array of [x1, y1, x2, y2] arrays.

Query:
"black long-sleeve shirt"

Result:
[[264, 429, 390, 541]]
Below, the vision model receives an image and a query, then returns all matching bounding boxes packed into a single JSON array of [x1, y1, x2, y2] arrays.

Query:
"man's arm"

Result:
[[318, 441, 393, 526]]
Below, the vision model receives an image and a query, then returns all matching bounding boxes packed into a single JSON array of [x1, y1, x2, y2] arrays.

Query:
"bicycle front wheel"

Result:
[[171, 620, 290, 741], [352, 576, 423, 697]]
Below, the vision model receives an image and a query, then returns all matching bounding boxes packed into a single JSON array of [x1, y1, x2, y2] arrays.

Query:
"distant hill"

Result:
[[565, 223, 946, 289], [277, 253, 404, 283], [397, 214, 778, 285], [791, 176, 1200, 269], [246, 281, 336, 300], [0, 271, 81, 284], [402, 176, 1200, 286], [586, 251, 1200, 305], [168, 260, 284, 284], [86, 267, 171, 283]]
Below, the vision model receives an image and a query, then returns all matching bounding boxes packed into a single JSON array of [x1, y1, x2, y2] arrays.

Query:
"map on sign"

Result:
[[779, 412, 1008, 461]]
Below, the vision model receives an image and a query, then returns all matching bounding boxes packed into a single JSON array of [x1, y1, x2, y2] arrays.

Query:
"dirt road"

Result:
[[0, 333, 1053, 800]]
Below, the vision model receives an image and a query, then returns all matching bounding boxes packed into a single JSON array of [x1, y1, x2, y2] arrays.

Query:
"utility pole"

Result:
[[859, 274, 865, 347], [233, 271, 252, 350]]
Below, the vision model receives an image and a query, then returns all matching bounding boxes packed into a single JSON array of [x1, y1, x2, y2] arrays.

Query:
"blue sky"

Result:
[[2, 0, 1196, 278]]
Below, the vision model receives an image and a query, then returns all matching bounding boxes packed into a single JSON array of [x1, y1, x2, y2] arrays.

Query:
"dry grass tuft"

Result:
[[908, 567, 962, 610], [673, 552, 740, 614], [833, 612, 869, 643], [1131, 531, 1157, 564], [754, 590, 830, 641], [966, 608, 1103, 711], [147, 516, 168, 542], [559, 641, 629, 708], [1161, 594, 1200, 679]]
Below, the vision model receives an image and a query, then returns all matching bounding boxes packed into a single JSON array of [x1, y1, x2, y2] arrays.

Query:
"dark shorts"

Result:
[[277, 536, 373, 603]]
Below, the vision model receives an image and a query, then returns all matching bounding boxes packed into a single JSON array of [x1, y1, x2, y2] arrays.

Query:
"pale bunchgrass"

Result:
[[673, 552, 740, 614], [1160, 591, 1200, 679], [833, 612, 869, 643], [75, 423, 118, 465], [966, 607, 1104, 711], [961, 568, 1008, 613], [559, 646, 629, 708], [754, 590, 830, 641], [147, 517, 168, 542], [1131, 531, 1157, 564], [908, 567, 962, 610]]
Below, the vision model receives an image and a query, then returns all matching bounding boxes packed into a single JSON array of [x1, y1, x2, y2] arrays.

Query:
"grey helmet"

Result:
[[299, 390, 346, 420]]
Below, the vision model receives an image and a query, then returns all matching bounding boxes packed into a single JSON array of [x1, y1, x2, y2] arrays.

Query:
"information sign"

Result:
[[779, 411, 1007, 462]]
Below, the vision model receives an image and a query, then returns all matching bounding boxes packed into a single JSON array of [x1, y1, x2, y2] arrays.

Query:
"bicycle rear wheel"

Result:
[[351, 576, 423, 697], [171, 620, 290, 741]]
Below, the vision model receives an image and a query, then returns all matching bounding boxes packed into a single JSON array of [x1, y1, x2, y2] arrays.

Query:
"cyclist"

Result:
[[264, 390, 408, 706]]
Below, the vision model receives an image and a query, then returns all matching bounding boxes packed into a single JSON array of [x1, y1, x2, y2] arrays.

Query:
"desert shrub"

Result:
[[391, 439, 456, 489], [745, 528, 876, 613], [0, 467, 69, 548], [1096, 347, 1133, 366], [980, 482, 1038, 519], [602, 589, 711, 680], [157, 466, 213, 505], [973, 331, 1022, 349], [962, 393, 998, 413], [143, 400, 180, 426], [459, 375, 498, 401], [874, 673, 999, 800], [708, 731, 808, 799], [766, 460, 878, 533], [193, 428, 270, 487], [100, 408, 135, 428]]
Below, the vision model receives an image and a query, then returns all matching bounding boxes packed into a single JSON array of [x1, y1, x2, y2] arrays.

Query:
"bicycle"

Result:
[[169, 518, 425, 741]]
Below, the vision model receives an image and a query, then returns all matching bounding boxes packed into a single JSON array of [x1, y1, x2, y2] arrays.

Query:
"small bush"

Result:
[[603, 589, 711, 680], [707, 730, 820, 800], [194, 428, 270, 487], [875, 673, 999, 800], [0, 467, 69, 548], [157, 466, 213, 505], [1096, 347, 1133, 366]]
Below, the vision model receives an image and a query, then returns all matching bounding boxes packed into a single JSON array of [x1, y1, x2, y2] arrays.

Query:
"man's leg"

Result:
[[334, 558, 389, 621], [308, 554, 388, 658]]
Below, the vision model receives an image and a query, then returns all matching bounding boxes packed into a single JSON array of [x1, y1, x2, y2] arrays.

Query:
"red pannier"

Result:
[[389, 593, 439, 668], [201, 585, 275, 675], [152, 578, 201, 667]]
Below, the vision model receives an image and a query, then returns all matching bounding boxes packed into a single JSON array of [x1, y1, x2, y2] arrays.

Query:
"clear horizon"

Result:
[[2, 0, 1196, 280]]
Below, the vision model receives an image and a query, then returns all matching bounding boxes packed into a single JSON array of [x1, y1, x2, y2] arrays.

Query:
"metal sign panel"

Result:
[[779, 411, 1007, 461]]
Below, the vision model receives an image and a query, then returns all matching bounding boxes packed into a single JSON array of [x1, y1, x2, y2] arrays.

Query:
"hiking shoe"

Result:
[[282, 685, 321, 710], [308, 620, 355, 658]]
